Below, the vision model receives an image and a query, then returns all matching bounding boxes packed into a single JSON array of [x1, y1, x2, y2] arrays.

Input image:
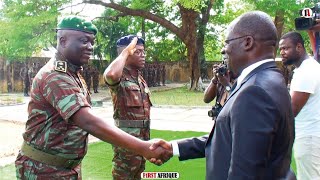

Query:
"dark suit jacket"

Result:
[[177, 61, 295, 180]]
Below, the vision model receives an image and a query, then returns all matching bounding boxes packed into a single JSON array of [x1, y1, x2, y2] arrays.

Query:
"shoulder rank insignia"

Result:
[[54, 61, 67, 73]]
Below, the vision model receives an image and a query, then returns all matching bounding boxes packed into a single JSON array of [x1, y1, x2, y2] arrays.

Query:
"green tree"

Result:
[[0, 0, 69, 60], [242, 0, 317, 54], [84, 0, 223, 90]]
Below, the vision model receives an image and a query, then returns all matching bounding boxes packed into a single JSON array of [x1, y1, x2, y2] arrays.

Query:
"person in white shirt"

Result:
[[280, 31, 320, 180]]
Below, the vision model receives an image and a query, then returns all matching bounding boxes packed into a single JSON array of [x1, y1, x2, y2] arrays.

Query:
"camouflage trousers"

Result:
[[15, 153, 81, 180], [112, 127, 150, 180], [22, 79, 30, 95]]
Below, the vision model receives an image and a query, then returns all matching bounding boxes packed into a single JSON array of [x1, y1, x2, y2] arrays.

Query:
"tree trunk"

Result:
[[274, 10, 284, 56], [141, 18, 146, 40], [188, 41, 200, 91], [198, 0, 214, 81], [179, 5, 200, 90]]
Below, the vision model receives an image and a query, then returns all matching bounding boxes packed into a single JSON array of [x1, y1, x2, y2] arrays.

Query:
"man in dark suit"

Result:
[[150, 11, 295, 179]]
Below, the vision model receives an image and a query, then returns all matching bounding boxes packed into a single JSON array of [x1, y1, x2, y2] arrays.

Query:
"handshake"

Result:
[[142, 139, 174, 166]]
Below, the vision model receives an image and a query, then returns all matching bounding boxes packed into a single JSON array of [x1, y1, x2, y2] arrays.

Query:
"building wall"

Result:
[[0, 57, 292, 93]]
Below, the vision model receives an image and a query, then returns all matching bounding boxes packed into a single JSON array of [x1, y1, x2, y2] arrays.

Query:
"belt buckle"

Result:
[[143, 120, 150, 127], [65, 159, 81, 169]]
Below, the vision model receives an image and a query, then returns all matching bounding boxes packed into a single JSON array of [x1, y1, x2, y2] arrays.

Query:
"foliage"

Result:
[[2, 0, 317, 67], [93, 7, 133, 61], [242, 0, 317, 55], [0, 0, 70, 60], [147, 36, 187, 62], [92, 0, 188, 62], [173, 0, 206, 11], [244, 0, 312, 31]]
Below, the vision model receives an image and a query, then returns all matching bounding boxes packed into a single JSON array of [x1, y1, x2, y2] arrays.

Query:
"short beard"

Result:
[[283, 58, 296, 66]]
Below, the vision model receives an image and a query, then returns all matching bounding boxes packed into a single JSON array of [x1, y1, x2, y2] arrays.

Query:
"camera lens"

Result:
[[218, 65, 227, 76], [208, 110, 213, 117]]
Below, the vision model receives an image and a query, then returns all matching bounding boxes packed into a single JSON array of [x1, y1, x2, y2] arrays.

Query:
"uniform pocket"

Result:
[[124, 85, 143, 107]]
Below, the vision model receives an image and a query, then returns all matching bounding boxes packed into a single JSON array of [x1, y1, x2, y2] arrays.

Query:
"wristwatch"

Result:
[[226, 85, 231, 92]]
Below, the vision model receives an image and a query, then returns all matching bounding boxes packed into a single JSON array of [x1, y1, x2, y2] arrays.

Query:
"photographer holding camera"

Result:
[[295, 3, 320, 62], [204, 62, 235, 120]]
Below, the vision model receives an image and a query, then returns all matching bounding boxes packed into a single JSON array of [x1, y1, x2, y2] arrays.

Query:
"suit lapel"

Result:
[[225, 61, 277, 104]]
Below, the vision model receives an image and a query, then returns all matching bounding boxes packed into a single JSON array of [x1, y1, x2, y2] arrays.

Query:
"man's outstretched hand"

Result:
[[147, 139, 173, 166]]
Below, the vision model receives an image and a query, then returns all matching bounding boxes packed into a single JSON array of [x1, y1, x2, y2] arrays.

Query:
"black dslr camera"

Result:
[[208, 102, 223, 118], [295, 3, 320, 30]]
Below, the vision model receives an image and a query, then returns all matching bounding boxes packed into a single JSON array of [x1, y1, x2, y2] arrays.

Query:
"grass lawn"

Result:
[[82, 130, 207, 180], [0, 86, 297, 179], [0, 130, 207, 179], [0, 130, 297, 180], [151, 85, 211, 106]]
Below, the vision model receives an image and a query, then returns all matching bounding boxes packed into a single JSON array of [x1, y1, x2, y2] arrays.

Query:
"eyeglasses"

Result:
[[224, 35, 251, 44], [133, 49, 146, 56]]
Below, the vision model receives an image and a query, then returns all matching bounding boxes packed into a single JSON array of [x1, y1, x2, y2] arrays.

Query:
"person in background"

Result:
[[204, 62, 235, 121], [19, 62, 30, 97], [92, 65, 100, 93], [104, 35, 152, 180], [83, 64, 93, 94], [279, 31, 320, 180]]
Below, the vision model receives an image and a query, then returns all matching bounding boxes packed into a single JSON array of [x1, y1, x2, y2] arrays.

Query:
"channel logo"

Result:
[[301, 8, 313, 18], [141, 172, 179, 179]]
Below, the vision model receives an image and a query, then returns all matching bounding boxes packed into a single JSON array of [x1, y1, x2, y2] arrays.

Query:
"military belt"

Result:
[[21, 141, 82, 169], [114, 119, 150, 128]]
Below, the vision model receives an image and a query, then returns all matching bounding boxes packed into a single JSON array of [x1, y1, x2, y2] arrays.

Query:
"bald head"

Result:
[[229, 11, 277, 46], [222, 11, 278, 77]]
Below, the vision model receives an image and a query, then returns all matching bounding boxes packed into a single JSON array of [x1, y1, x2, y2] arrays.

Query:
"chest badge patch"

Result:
[[54, 61, 67, 73]]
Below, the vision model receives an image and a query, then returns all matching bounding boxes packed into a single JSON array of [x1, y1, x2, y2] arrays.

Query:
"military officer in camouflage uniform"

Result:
[[15, 16, 169, 180], [104, 35, 152, 180]]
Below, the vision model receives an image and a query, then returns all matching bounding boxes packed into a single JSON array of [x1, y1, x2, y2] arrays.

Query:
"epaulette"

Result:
[[54, 61, 67, 73]]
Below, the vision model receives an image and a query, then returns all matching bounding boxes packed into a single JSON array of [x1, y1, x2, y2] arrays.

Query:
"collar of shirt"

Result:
[[67, 62, 82, 73], [54, 52, 82, 73], [124, 66, 141, 78], [293, 56, 312, 73], [236, 59, 274, 89]]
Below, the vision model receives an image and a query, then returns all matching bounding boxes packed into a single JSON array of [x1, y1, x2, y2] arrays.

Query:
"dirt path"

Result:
[[0, 121, 24, 159]]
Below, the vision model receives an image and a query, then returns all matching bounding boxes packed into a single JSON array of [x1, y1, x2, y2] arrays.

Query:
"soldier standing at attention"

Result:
[[28, 62, 37, 88], [15, 16, 169, 179], [92, 66, 100, 93], [161, 64, 166, 86], [19, 62, 30, 97], [104, 35, 152, 180], [84, 64, 93, 94]]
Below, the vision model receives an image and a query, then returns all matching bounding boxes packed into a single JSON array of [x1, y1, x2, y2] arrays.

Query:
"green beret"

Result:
[[57, 16, 98, 35]]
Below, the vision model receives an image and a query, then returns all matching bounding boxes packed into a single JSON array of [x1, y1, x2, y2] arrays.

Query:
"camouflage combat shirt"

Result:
[[109, 67, 152, 121], [15, 53, 91, 178]]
